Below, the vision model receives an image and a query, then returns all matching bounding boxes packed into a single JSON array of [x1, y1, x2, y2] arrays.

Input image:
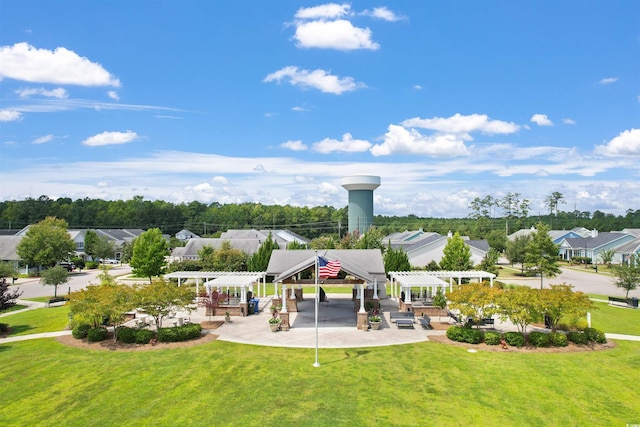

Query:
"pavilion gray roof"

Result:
[[267, 249, 386, 284]]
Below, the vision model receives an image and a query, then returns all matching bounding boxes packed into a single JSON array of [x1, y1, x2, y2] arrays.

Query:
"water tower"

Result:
[[340, 175, 381, 235]]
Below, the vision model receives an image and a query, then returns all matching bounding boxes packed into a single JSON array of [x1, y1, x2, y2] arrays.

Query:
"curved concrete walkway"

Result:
[[2, 294, 639, 347]]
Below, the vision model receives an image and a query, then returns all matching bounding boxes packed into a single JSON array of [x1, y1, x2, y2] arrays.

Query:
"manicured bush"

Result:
[[0, 323, 8, 333], [85, 261, 99, 269], [567, 331, 588, 345], [549, 332, 568, 347], [504, 332, 525, 347], [72, 323, 91, 339], [446, 326, 465, 342], [135, 329, 155, 344], [157, 323, 202, 342], [583, 327, 607, 344], [87, 327, 108, 342], [528, 331, 550, 347], [484, 331, 501, 345], [117, 326, 136, 343], [461, 327, 483, 344]]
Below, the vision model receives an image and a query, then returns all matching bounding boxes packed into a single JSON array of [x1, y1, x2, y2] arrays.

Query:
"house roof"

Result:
[[0, 236, 22, 261], [181, 238, 263, 256], [563, 232, 632, 250], [267, 249, 386, 284]]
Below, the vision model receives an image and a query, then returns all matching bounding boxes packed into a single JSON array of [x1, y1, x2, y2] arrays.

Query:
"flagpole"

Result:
[[313, 250, 320, 367]]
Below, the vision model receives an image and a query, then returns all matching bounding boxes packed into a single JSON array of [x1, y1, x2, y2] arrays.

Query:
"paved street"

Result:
[[499, 266, 640, 298], [11, 264, 132, 299]]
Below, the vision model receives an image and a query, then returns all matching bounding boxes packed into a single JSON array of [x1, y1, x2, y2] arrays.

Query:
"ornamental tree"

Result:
[[440, 231, 473, 271], [446, 282, 501, 327], [129, 228, 168, 283], [524, 223, 561, 288], [497, 286, 541, 333], [16, 217, 75, 273], [39, 265, 70, 298], [538, 284, 593, 332], [135, 280, 195, 328], [613, 254, 640, 299]]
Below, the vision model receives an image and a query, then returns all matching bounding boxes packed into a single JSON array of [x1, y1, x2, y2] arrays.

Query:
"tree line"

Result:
[[3, 194, 640, 241]]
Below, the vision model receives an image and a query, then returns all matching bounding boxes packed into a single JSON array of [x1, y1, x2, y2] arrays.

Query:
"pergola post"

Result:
[[373, 279, 379, 299], [281, 283, 287, 313], [359, 283, 366, 313]]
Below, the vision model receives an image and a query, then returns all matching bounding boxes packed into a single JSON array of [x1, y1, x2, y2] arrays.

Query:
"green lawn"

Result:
[[0, 338, 638, 426], [591, 301, 640, 335], [0, 304, 27, 314], [0, 305, 70, 336]]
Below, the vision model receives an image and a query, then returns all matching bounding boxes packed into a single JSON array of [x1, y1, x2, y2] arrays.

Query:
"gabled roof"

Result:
[[612, 237, 640, 254], [96, 229, 144, 245], [0, 236, 22, 260], [563, 232, 633, 250], [267, 249, 386, 284], [181, 238, 263, 256]]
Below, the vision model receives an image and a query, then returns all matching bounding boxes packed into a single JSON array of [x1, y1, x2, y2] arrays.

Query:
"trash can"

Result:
[[248, 300, 255, 315], [250, 298, 259, 314], [631, 297, 638, 309]]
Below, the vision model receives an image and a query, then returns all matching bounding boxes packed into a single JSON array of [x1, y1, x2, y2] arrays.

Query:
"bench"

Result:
[[46, 297, 68, 307], [465, 318, 495, 328], [448, 311, 460, 324], [608, 296, 630, 307], [390, 311, 415, 329], [418, 315, 432, 330]]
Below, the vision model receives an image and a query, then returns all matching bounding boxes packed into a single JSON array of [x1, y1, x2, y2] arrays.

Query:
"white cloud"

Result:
[[0, 42, 120, 87], [15, 87, 68, 98], [0, 110, 22, 122], [82, 130, 140, 147], [595, 128, 640, 156], [599, 77, 618, 85], [562, 118, 576, 125], [264, 66, 366, 95], [212, 176, 228, 184], [312, 133, 371, 153], [413, 84, 423, 90], [317, 181, 339, 194], [32, 134, 54, 144], [370, 124, 470, 157], [362, 7, 403, 22], [530, 114, 553, 126], [291, 105, 310, 112], [293, 19, 379, 51], [107, 90, 119, 100], [280, 140, 308, 151], [294, 3, 351, 19], [402, 113, 520, 135]]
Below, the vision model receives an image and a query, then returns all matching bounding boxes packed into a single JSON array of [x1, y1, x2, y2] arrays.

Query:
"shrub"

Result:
[[85, 261, 99, 269], [461, 327, 483, 344], [549, 332, 568, 347], [446, 326, 465, 342], [583, 327, 607, 344], [0, 323, 8, 333], [504, 332, 525, 347], [484, 331, 501, 345], [135, 329, 156, 344], [117, 326, 136, 343], [157, 323, 202, 342], [567, 331, 588, 345], [72, 323, 91, 339], [87, 327, 108, 342], [528, 331, 550, 347]]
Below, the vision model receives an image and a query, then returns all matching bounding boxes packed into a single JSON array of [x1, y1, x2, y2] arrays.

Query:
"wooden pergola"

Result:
[[388, 270, 497, 304]]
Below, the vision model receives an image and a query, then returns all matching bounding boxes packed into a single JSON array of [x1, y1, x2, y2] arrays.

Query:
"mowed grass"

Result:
[[0, 305, 70, 336], [590, 301, 640, 335], [0, 338, 639, 426]]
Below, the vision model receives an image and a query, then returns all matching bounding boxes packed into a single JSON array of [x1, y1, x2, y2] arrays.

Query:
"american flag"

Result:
[[318, 256, 340, 278]]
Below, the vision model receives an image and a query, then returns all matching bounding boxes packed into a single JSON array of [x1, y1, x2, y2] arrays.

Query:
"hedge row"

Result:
[[446, 326, 603, 347], [157, 323, 202, 342], [117, 326, 156, 344]]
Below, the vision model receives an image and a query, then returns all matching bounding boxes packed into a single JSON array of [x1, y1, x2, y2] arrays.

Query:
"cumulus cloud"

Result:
[[0, 42, 120, 87], [362, 7, 404, 21], [312, 133, 371, 153], [32, 134, 54, 144], [15, 87, 68, 98], [595, 129, 640, 156], [294, 3, 351, 19], [82, 130, 140, 147], [562, 118, 576, 125], [212, 176, 228, 184], [0, 110, 22, 122], [264, 66, 365, 94], [281, 140, 308, 151], [293, 19, 379, 50], [599, 77, 618, 85], [107, 90, 119, 100], [530, 114, 553, 126], [402, 113, 520, 135], [370, 124, 470, 157]]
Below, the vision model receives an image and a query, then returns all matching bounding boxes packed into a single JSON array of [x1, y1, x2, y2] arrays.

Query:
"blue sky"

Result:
[[1, 1, 639, 218]]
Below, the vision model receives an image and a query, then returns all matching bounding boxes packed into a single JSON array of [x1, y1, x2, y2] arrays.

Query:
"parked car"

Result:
[[58, 261, 75, 272], [100, 259, 119, 264]]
